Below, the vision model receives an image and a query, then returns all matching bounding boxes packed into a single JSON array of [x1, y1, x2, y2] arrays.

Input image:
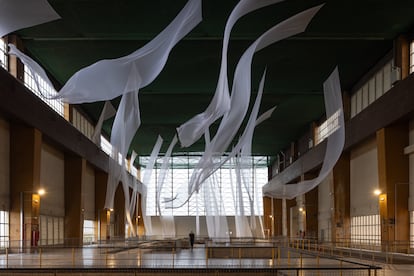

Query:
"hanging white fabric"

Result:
[[263, 67, 345, 199], [156, 135, 178, 237], [91, 101, 116, 145], [141, 136, 163, 237], [0, 0, 61, 38], [203, 172, 229, 241], [176, 0, 286, 148], [9, 0, 203, 235], [128, 151, 139, 217], [188, 4, 324, 199]]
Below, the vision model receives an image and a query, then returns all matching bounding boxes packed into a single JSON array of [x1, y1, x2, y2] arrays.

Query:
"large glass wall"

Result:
[[140, 155, 268, 217]]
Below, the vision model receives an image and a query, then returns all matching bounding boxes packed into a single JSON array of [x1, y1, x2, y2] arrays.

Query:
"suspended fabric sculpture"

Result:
[[141, 136, 163, 236], [9, 0, 202, 235], [91, 101, 116, 145], [263, 67, 345, 199], [186, 4, 324, 202], [232, 72, 268, 238], [128, 151, 139, 217], [104, 91, 140, 215], [154, 135, 178, 237], [203, 172, 230, 241], [0, 0, 61, 38], [176, 0, 286, 148]]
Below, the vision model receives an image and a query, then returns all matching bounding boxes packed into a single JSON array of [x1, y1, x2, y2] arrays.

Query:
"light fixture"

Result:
[[373, 189, 381, 196], [269, 215, 273, 218], [38, 188, 45, 196], [299, 207, 303, 212]]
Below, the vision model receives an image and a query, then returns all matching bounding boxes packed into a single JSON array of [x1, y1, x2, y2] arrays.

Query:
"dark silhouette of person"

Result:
[[189, 230, 195, 250]]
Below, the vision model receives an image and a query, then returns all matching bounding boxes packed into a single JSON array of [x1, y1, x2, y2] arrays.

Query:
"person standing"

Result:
[[189, 230, 195, 250]]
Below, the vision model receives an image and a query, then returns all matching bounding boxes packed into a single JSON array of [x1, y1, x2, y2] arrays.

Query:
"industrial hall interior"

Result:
[[1, 0, 414, 275]]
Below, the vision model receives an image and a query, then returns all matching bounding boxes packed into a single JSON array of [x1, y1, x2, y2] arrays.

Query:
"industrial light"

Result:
[[38, 188, 45, 196]]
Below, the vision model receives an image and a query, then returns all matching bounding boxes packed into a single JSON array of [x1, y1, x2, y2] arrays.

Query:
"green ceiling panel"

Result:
[[14, 0, 414, 159]]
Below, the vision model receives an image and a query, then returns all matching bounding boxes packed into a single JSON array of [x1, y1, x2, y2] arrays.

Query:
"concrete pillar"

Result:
[[394, 35, 410, 80], [7, 35, 24, 81], [332, 153, 351, 244], [64, 156, 85, 246], [282, 199, 287, 236], [95, 170, 108, 241], [296, 194, 305, 235], [10, 125, 42, 251], [113, 183, 125, 238], [286, 199, 296, 237], [273, 198, 283, 236], [377, 125, 409, 252], [263, 196, 272, 237], [305, 187, 318, 239]]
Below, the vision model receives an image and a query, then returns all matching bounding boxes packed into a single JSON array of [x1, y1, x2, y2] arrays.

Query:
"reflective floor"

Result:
[[0, 245, 413, 275]]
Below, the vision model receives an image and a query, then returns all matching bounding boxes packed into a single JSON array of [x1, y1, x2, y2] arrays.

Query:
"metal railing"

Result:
[[0, 238, 382, 276]]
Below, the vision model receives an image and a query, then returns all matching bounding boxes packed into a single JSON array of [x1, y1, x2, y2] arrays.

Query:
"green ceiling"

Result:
[[15, 0, 414, 158]]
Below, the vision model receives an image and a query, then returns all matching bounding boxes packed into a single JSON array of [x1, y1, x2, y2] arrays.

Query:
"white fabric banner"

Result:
[[91, 101, 116, 145], [263, 67, 345, 199], [176, 0, 285, 148], [141, 136, 163, 236], [188, 4, 324, 198], [0, 0, 60, 38]]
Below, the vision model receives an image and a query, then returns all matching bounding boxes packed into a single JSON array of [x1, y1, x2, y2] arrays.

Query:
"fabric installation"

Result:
[[0, 0, 60, 38], [176, 0, 285, 148], [4, 0, 344, 239], [262, 67, 345, 199]]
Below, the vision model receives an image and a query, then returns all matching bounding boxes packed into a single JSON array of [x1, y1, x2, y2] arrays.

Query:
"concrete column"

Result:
[[282, 199, 287, 236], [286, 199, 296, 237], [10, 125, 42, 251], [64, 155, 85, 246], [332, 153, 351, 244], [7, 35, 24, 81], [273, 198, 283, 236], [394, 35, 410, 80], [305, 187, 318, 239], [296, 195, 305, 236], [377, 125, 409, 252], [113, 183, 125, 238], [95, 170, 108, 241], [263, 196, 272, 237]]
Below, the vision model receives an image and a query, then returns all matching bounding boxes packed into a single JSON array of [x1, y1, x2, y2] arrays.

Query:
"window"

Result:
[[0, 211, 9, 249], [39, 215, 64, 245], [315, 110, 340, 145], [350, 59, 393, 118], [350, 215, 381, 246], [141, 155, 268, 217], [72, 108, 94, 140], [23, 66, 64, 117], [83, 220, 95, 244], [0, 38, 7, 70]]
